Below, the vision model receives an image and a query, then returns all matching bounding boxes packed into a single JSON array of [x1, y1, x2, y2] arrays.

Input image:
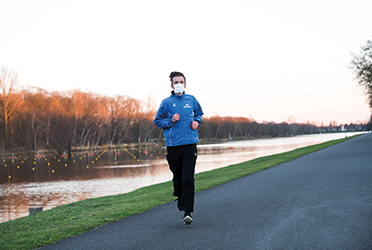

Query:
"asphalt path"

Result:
[[42, 133, 372, 250]]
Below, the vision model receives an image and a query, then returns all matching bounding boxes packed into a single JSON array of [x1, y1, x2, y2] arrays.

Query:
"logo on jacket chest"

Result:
[[171, 103, 192, 110]]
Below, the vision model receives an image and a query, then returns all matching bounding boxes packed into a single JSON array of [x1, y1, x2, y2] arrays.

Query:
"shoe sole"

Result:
[[183, 215, 193, 225]]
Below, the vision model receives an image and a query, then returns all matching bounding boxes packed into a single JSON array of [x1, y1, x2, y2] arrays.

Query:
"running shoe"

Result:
[[183, 214, 193, 225]]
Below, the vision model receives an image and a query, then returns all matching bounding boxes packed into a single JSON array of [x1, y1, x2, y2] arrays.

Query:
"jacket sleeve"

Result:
[[154, 101, 174, 129], [193, 97, 204, 126]]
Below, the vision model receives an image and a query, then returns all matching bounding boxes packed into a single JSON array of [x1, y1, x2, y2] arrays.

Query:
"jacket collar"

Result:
[[171, 91, 185, 98]]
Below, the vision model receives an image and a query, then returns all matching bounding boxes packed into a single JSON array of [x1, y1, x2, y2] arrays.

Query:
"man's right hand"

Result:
[[172, 113, 180, 122]]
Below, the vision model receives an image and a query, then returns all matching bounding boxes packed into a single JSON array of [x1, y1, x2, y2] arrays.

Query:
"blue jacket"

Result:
[[154, 92, 204, 147]]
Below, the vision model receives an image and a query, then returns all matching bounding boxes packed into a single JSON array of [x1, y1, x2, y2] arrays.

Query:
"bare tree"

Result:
[[351, 39, 372, 108], [209, 115, 224, 138], [0, 67, 24, 150], [136, 95, 157, 143], [46, 93, 60, 148], [113, 95, 137, 144], [70, 89, 85, 146], [23, 88, 48, 152]]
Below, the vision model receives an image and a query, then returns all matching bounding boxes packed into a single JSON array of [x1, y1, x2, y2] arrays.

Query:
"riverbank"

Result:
[[0, 134, 361, 250], [2, 130, 363, 156]]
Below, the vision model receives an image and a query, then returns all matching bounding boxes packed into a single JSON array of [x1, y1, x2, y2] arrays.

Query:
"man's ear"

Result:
[[170, 83, 174, 89]]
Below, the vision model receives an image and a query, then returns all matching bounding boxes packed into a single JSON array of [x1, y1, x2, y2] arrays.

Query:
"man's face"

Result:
[[171, 76, 186, 89]]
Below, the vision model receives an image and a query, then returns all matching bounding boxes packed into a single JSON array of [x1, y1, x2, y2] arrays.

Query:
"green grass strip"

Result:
[[0, 134, 361, 249]]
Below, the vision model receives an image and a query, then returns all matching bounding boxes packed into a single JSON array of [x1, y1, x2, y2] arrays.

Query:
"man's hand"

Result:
[[172, 113, 180, 123], [191, 121, 199, 130]]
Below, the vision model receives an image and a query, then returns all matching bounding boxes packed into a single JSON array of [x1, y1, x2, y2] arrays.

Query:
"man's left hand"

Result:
[[191, 121, 199, 130]]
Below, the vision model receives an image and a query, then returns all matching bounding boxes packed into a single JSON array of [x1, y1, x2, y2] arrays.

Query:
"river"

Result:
[[0, 132, 365, 223]]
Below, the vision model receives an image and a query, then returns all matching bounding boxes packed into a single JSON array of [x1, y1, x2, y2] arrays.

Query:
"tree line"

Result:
[[0, 66, 158, 152], [0, 66, 369, 153], [198, 116, 368, 143]]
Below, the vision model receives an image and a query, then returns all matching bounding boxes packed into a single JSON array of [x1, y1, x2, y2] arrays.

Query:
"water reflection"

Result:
[[0, 132, 365, 222]]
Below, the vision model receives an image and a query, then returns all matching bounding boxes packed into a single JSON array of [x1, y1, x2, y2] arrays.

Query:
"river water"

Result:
[[0, 132, 365, 223]]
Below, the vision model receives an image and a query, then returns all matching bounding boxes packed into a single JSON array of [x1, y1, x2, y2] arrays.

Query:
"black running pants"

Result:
[[166, 144, 197, 213]]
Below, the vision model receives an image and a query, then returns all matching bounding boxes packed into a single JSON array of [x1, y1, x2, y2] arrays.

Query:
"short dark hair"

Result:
[[169, 71, 186, 83]]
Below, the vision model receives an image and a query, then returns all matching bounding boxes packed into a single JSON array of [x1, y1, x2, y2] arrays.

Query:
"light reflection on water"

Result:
[[0, 132, 365, 222]]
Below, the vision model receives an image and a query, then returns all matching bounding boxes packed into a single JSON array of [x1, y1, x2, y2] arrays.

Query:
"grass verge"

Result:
[[0, 134, 360, 249]]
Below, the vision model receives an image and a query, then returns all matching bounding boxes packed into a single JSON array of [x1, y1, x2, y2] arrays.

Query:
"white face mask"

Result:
[[173, 83, 185, 94]]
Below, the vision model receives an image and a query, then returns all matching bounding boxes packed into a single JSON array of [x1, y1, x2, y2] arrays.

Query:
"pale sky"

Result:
[[1, 0, 371, 125]]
